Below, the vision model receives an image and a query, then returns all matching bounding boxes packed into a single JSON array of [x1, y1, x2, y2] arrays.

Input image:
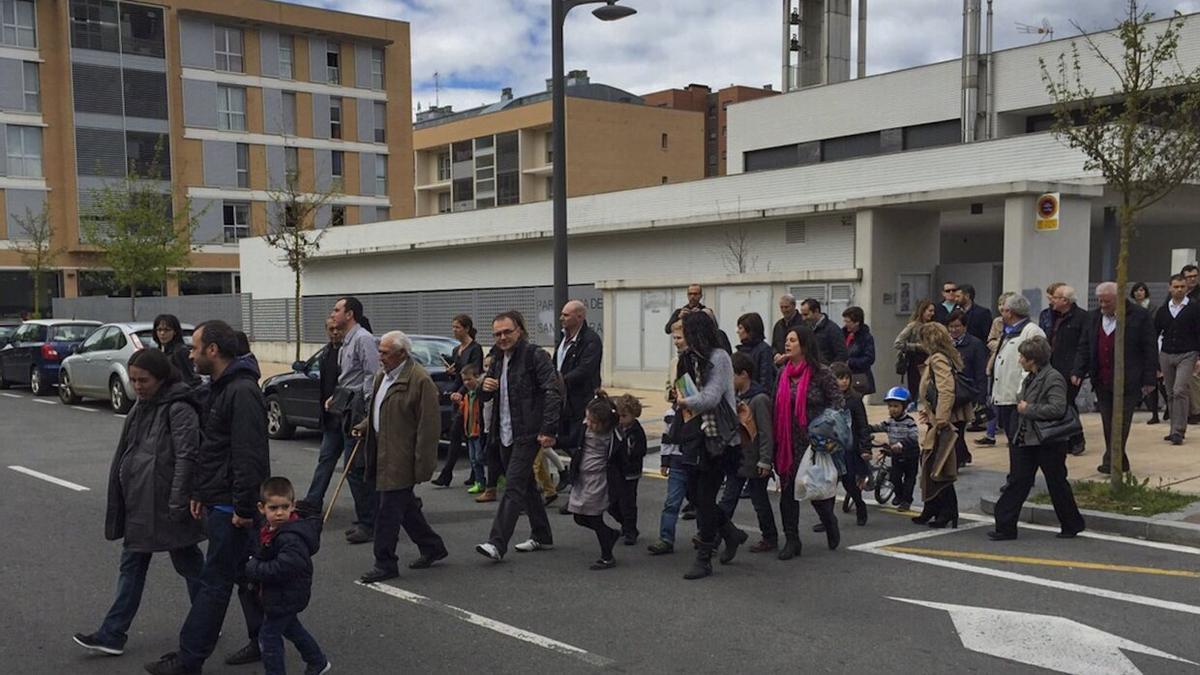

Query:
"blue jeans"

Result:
[[259, 613, 326, 675], [96, 546, 203, 648], [467, 436, 486, 486], [657, 455, 689, 545], [305, 428, 348, 506], [178, 509, 252, 670]]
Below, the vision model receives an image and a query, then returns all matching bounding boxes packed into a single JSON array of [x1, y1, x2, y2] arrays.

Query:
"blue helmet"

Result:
[[884, 386, 910, 403]]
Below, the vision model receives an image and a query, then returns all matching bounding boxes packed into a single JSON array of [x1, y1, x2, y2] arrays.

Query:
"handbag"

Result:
[[851, 372, 874, 395], [895, 350, 909, 376], [1033, 404, 1082, 446]]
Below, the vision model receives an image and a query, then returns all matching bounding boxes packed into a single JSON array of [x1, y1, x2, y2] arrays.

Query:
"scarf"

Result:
[[774, 360, 812, 477]]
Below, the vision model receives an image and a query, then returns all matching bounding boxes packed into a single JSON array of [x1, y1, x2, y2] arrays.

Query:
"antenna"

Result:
[[1015, 18, 1054, 42], [433, 71, 441, 107]]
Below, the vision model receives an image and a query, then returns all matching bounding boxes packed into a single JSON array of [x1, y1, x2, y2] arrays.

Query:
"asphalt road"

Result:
[[2, 386, 1199, 674]]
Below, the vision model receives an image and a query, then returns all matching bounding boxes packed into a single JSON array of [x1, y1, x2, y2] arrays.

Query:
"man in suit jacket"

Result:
[[1046, 285, 1090, 455], [555, 300, 603, 494], [1072, 283, 1158, 473], [799, 298, 848, 365], [957, 284, 993, 342]]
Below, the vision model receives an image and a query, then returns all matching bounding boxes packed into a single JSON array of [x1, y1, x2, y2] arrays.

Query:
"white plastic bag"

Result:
[[794, 450, 838, 502]]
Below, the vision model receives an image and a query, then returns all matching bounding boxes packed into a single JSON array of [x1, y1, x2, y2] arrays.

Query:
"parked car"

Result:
[[0, 321, 20, 347], [262, 334, 460, 440], [58, 322, 194, 413], [0, 320, 102, 395]]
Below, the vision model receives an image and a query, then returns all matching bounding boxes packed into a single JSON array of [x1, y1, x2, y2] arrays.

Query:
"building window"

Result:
[[708, 154, 717, 165], [452, 140, 472, 163], [214, 26, 243, 73], [373, 101, 386, 143], [69, 0, 117, 52], [452, 177, 473, 204], [496, 173, 518, 206], [119, 3, 164, 57], [235, 142, 249, 188], [6, 125, 41, 176], [284, 146, 298, 181], [330, 150, 343, 189], [661, 176, 668, 184], [707, 104, 716, 118], [370, 47, 384, 89], [2, 0, 36, 47], [326, 42, 340, 84], [330, 204, 345, 227], [708, 131, 717, 140], [22, 61, 38, 112], [222, 201, 250, 242], [546, 177, 553, 199], [436, 152, 450, 181], [217, 85, 246, 131], [722, 125, 726, 136], [437, 191, 450, 214], [125, 130, 170, 179], [374, 154, 387, 195], [278, 34, 293, 79], [661, 132, 668, 149], [545, 132, 553, 164], [329, 96, 342, 139], [281, 91, 297, 135]]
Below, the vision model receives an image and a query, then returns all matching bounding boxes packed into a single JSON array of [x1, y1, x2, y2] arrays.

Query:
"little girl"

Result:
[[568, 391, 621, 570]]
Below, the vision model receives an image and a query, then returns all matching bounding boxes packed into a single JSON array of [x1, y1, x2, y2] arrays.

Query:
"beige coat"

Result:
[[917, 352, 973, 499], [357, 361, 441, 491]]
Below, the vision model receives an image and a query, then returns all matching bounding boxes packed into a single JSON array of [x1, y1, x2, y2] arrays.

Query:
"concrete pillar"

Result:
[[62, 268, 79, 298], [166, 275, 181, 296], [1002, 194, 1091, 316]]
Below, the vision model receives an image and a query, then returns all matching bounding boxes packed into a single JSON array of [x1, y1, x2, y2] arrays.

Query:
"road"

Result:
[[2, 387, 1199, 674]]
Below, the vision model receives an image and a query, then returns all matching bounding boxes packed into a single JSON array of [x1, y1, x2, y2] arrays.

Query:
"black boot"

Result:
[[855, 499, 868, 526], [842, 494, 852, 513], [718, 521, 749, 565], [817, 499, 840, 550], [929, 489, 959, 529], [683, 541, 714, 580], [777, 535, 802, 561]]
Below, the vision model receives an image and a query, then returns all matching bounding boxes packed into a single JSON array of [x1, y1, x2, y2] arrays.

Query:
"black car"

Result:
[[262, 334, 460, 440]]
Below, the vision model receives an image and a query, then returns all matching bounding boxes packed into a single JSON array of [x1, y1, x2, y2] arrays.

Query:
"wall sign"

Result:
[[1036, 193, 1060, 231]]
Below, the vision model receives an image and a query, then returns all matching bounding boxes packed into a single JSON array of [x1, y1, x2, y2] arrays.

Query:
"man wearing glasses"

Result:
[[934, 282, 959, 324]]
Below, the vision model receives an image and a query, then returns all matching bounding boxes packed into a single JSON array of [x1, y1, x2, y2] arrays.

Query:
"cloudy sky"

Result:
[[299, 0, 1200, 117]]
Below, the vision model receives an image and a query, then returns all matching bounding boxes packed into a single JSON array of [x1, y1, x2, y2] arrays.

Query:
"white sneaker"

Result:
[[475, 542, 502, 561], [514, 538, 553, 552]]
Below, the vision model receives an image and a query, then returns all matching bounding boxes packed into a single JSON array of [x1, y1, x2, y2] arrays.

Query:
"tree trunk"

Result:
[[294, 266, 302, 363], [31, 267, 41, 318], [1110, 203, 1133, 489]]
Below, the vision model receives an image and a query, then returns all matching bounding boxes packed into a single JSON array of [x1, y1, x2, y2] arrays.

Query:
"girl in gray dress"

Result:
[[568, 392, 620, 570]]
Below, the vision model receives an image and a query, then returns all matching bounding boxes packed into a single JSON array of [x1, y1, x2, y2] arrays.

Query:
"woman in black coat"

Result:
[[734, 312, 775, 389], [152, 313, 197, 386], [433, 314, 486, 486], [73, 348, 205, 656], [841, 306, 876, 395]]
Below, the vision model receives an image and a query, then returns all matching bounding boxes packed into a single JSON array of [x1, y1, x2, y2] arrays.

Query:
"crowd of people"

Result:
[[68, 263, 1200, 673]]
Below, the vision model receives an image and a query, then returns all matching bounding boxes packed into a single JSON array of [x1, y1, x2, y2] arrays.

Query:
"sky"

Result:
[[299, 0, 1200, 117]]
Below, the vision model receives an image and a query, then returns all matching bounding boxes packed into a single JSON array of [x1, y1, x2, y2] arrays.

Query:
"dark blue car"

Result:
[[0, 320, 101, 395]]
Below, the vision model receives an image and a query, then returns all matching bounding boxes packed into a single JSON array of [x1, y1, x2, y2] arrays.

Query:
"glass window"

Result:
[[22, 61, 38, 112], [436, 152, 450, 181], [6, 125, 41, 177], [2, 0, 36, 48], [330, 150, 343, 189], [119, 3, 164, 57], [451, 140, 472, 163], [69, 0, 117, 52], [373, 101, 386, 143], [278, 34, 293, 79], [125, 131, 170, 179], [284, 146, 298, 181], [330, 205, 345, 227], [214, 26, 243, 73], [236, 143, 249, 188], [437, 191, 451, 214], [545, 132, 553, 164], [374, 154, 386, 195], [476, 167, 493, 180], [329, 96, 341, 139], [661, 132, 668, 149], [476, 179, 494, 193], [475, 154, 494, 168], [326, 42, 340, 84], [474, 135, 494, 150], [222, 201, 250, 242], [281, 91, 297, 135], [496, 172, 519, 206], [452, 177, 472, 203], [217, 85, 246, 131], [370, 47, 384, 89]]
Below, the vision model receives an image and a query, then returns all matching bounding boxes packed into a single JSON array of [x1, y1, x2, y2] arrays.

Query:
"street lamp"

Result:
[[551, 0, 636, 318]]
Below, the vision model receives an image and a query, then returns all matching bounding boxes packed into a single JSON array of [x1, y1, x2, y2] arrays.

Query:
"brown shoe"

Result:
[[749, 539, 777, 553], [475, 488, 497, 503]]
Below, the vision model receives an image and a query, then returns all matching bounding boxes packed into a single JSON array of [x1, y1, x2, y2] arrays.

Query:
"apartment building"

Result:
[[642, 83, 778, 176], [0, 0, 411, 314], [411, 70, 704, 217]]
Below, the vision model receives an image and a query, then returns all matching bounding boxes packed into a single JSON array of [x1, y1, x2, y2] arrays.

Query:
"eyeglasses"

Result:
[[943, 287, 959, 294], [493, 329, 515, 338]]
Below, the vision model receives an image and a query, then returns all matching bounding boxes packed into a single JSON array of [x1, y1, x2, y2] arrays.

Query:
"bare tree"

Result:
[[717, 225, 759, 274], [1041, 1, 1200, 488], [10, 204, 62, 318]]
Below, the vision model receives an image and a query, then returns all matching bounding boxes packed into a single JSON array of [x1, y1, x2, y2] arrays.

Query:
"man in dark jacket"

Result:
[[799, 298, 848, 365], [475, 311, 562, 561], [303, 319, 344, 507], [1153, 274, 1200, 445], [957, 284, 993, 342], [147, 320, 270, 675], [771, 294, 805, 361], [554, 300, 602, 495], [934, 281, 959, 325], [948, 310, 988, 466], [663, 284, 705, 334], [1073, 282, 1158, 473], [1046, 285, 1090, 455]]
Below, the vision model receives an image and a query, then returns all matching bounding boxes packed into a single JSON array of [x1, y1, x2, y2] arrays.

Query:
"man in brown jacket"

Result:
[[356, 331, 448, 583]]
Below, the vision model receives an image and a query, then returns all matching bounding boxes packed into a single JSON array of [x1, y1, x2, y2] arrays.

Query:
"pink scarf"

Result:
[[774, 360, 812, 477]]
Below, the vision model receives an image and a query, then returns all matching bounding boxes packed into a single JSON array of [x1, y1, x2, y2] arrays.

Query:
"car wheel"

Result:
[[30, 368, 49, 396], [58, 370, 81, 404], [266, 394, 295, 440], [110, 375, 132, 414]]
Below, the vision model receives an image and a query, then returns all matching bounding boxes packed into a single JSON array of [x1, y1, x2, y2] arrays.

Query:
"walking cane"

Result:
[[323, 438, 363, 525]]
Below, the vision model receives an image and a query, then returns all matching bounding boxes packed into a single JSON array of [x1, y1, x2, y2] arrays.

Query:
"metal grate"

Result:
[[785, 220, 806, 244]]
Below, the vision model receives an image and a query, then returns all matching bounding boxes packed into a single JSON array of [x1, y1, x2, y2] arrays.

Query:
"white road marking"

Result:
[[32, 399, 55, 405], [114, 414, 126, 418], [848, 521, 989, 551], [71, 406, 97, 413], [7, 465, 89, 492], [358, 582, 615, 667], [1, 392, 21, 398], [955, 511, 1200, 556], [892, 597, 1197, 673]]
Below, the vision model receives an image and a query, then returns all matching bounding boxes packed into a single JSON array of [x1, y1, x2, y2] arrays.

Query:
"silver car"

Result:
[[58, 322, 193, 413]]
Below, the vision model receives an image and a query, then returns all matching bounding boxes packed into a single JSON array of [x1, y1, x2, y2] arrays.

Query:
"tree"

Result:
[[81, 153, 200, 320], [263, 166, 336, 363], [10, 204, 62, 318], [1041, 2, 1200, 488], [716, 225, 759, 274]]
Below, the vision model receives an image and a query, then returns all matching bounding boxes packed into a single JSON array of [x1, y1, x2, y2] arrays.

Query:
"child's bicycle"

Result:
[[865, 441, 894, 506]]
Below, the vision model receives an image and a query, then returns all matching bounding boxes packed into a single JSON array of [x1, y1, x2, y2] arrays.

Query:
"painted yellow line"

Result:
[[882, 546, 1200, 579]]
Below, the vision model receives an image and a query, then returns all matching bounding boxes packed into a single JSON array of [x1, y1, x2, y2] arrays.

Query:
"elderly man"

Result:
[[328, 296, 380, 544], [554, 299, 602, 500], [1154, 274, 1200, 445], [663, 284, 705, 334], [771, 294, 806, 362], [991, 294, 1045, 445], [1046, 285, 1089, 455], [1072, 283, 1158, 474], [356, 331, 447, 583]]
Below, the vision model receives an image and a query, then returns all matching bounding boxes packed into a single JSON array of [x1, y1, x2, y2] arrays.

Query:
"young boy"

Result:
[[831, 362, 871, 525], [608, 394, 647, 545], [868, 387, 921, 510], [718, 352, 777, 552], [457, 365, 486, 495], [246, 477, 331, 675]]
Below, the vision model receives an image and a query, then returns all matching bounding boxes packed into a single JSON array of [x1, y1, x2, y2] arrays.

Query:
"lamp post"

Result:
[[551, 0, 636, 317]]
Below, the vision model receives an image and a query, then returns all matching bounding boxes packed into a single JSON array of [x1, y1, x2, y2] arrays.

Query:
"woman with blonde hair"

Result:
[[913, 322, 972, 528], [894, 299, 937, 406]]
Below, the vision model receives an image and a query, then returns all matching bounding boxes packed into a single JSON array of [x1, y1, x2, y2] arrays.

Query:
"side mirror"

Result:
[[291, 360, 305, 372]]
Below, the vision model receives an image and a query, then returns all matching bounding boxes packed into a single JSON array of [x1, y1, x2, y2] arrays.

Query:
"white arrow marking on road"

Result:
[[891, 597, 1197, 674], [8, 465, 89, 492]]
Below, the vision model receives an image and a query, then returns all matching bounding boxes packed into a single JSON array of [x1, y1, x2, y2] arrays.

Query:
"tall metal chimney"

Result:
[[961, 0, 981, 143], [857, 0, 867, 78]]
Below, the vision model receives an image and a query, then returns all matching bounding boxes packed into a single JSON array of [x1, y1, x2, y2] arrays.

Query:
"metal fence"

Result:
[[52, 294, 245, 328]]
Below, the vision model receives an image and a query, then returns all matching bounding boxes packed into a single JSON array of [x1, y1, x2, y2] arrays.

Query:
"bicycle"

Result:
[[866, 441, 895, 506]]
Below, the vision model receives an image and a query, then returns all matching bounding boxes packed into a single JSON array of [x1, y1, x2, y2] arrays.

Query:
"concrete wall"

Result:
[[1003, 194, 1091, 316]]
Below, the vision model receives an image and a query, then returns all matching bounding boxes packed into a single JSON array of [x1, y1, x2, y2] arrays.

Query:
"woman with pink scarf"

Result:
[[774, 326, 845, 560]]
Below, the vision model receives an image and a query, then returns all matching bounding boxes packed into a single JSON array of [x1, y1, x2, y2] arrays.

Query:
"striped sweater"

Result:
[[868, 414, 920, 458]]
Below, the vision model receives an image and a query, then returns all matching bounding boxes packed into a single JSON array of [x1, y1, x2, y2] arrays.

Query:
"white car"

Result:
[[58, 322, 193, 413]]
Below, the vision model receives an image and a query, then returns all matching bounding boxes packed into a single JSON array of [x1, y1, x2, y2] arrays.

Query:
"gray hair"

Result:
[[1018, 335, 1052, 367], [1056, 285, 1077, 303], [1002, 293, 1031, 318], [564, 299, 586, 317], [1095, 281, 1118, 297], [380, 330, 412, 355], [779, 294, 796, 306]]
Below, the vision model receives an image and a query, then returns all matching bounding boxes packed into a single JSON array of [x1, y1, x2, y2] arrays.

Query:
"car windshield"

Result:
[[50, 325, 96, 342], [0, 326, 15, 339], [409, 338, 457, 368]]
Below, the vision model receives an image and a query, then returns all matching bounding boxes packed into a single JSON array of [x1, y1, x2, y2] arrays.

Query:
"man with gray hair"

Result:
[[355, 331, 447, 583], [991, 293, 1045, 445], [1046, 284, 1089, 455], [771, 293, 804, 362]]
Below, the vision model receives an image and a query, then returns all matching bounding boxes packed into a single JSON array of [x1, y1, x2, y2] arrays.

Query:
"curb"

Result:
[[979, 496, 1200, 547]]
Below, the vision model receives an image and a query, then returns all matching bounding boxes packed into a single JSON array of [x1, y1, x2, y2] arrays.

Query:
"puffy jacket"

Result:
[[735, 339, 776, 388], [104, 381, 205, 552], [844, 325, 877, 394], [483, 339, 562, 447], [991, 321, 1045, 405], [193, 354, 271, 519], [245, 513, 321, 617]]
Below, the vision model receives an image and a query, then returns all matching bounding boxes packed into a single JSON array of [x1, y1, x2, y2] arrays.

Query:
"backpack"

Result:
[[807, 407, 853, 454]]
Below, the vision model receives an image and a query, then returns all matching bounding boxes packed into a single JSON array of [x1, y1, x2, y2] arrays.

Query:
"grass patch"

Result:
[[1031, 474, 1199, 516]]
